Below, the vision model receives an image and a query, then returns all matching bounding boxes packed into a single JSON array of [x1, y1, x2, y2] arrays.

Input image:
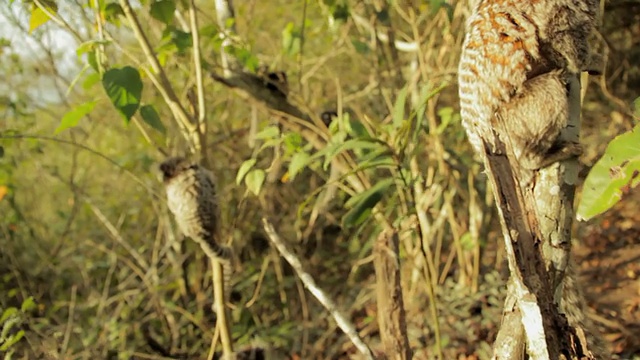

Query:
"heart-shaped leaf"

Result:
[[102, 66, 143, 123]]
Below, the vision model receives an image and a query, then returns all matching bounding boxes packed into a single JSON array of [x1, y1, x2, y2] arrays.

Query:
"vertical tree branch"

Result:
[[483, 144, 559, 359], [211, 260, 234, 358], [530, 74, 607, 358], [534, 75, 582, 303], [91, 0, 106, 74], [214, 0, 239, 76], [374, 228, 412, 360], [189, 0, 208, 165], [489, 74, 599, 359]]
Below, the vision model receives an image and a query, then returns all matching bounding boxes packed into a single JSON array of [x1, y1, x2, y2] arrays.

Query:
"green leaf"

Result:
[[82, 72, 101, 90], [139, 104, 166, 134], [351, 40, 370, 54], [0, 329, 24, 351], [392, 86, 408, 128], [342, 178, 394, 228], [225, 45, 260, 71], [150, 0, 176, 24], [459, 232, 476, 251], [332, 3, 350, 21], [283, 132, 303, 152], [236, 159, 257, 185], [288, 152, 310, 180], [245, 169, 266, 196], [55, 101, 97, 134], [0, 307, 18, 323], [158, 27, 192, 56], [282, 22, 301, 56], [102, 66, 143, 123], [29, 1, 57, 33], [87, 50, 99, 72], [354, 147, 396, 171], [254, 125, 280, 140], [577, 124, 640, 221], [437, 107, 458, 134], [76, 40, 110, 59], [323, 139, 384, 169], [20, 297, 36, 313], [346, 119, 371, 139], [103, 3, 124, 24]]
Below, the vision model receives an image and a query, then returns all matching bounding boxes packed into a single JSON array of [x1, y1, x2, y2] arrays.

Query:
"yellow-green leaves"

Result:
[[282, 22, 301, 56], [236, 159, 265, 196], [244, 169, 266, 196], [55, 101, 98, 134], [28, 0, 57, 33], [343, 178, 394, 228], [578, 123, 640, 221], [288, 152, 311, 180]]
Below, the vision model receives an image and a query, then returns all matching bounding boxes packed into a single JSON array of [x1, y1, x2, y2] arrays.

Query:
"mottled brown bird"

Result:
[[159, 157, 232, 308], [458, 0, 598, 169], [458, 0, 607, 357]]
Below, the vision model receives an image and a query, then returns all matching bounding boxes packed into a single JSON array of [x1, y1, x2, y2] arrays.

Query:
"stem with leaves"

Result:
[[117, 0, 201, 155]]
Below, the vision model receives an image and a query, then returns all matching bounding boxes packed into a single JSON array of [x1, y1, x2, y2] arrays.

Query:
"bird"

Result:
[[159, 157, 232, 310]]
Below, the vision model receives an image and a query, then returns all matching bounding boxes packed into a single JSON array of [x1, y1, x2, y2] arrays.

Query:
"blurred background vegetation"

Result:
[[0, 0, 638, 359]]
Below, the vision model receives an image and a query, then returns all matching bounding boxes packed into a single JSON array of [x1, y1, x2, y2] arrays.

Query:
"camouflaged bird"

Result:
[[458, 0, 598, 170], [160, 157, 232, 309], [458, 0, 608, 357]]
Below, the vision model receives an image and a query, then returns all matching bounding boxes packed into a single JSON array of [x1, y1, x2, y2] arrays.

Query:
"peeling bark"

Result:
[[374, 229, 412, 360]]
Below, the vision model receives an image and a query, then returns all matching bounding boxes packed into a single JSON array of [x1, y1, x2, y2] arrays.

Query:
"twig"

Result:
[[189, 0, 208, 165], [409, 157, 442, 359], [86, 199, 150, 270], [91, 0, 106, 74], [261, 218, 376, 360], [351, 13, 419, 52], [245, 256, 270, 308], [211, 260, 234, 359], [60, 285, 77, 357], [298, 0, 308, 90], [207, 320, 221, 360]]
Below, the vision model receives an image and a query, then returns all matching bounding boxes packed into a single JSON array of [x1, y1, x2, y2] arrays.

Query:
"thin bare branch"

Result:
[[189, 1, 206, 127], [352, 14, 419, 52], [261, 218, 376, 360], [212, 260, 234, 358]]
